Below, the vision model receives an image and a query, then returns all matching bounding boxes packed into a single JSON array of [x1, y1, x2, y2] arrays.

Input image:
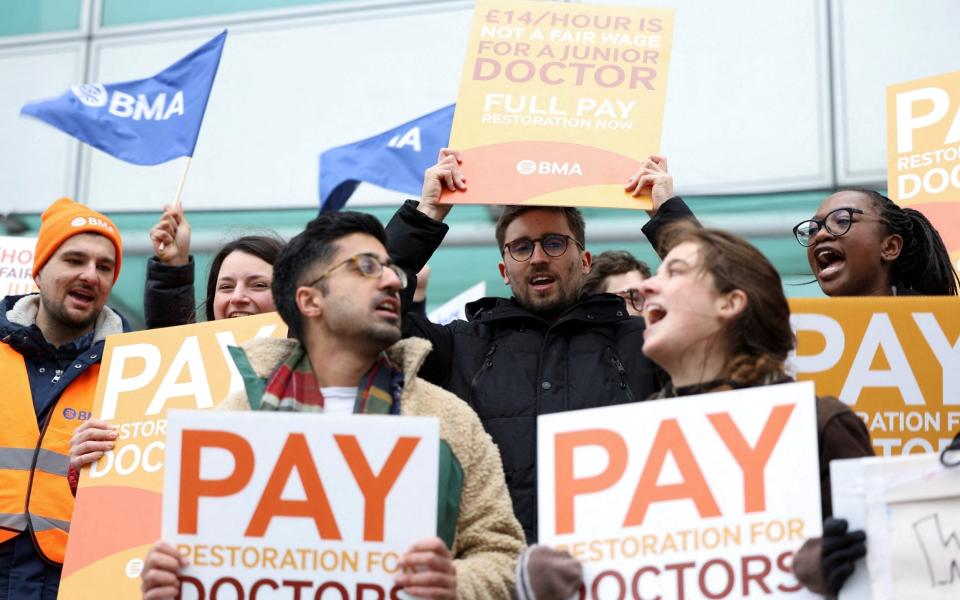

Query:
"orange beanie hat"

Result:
[[32, 198, 123, 282]]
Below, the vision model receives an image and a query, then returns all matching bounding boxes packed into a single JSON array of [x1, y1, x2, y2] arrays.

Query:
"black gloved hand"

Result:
[[821, 517, 867, 595]]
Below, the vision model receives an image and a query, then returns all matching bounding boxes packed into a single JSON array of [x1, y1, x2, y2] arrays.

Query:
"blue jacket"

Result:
[[0, 294, 130, 600]]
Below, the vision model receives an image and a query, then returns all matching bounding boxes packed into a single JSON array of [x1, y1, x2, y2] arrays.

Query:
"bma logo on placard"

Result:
[[516, 160, 583, 176]]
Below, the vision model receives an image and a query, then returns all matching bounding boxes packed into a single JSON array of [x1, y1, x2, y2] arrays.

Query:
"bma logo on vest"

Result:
[[62, 407, 91, 421], [71, 83, 184, 121]]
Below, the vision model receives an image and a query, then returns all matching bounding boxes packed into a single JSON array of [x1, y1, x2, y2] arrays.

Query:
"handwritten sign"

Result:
[[447, 0, 675, 209], [163, 410, 439, 598], [0, 235, 37, 298], [887, 70, 960, 272], [832, 453, 960, 600], [790, 297, 960, 456], [538, 382, 821, 599], [59, 313, 287, 599]]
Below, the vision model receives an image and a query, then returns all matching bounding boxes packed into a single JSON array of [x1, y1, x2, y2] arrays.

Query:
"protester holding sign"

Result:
[[140, 211, 524, 599], [385, 149, 690, 543], [518, 223, 874, 599], [0, 199, 131, 600], [144, 202, 283, 328]]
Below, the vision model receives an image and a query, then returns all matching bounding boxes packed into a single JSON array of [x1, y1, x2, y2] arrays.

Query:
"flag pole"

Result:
[[159, 156, 192, 252], [173, 155, 192, 208]]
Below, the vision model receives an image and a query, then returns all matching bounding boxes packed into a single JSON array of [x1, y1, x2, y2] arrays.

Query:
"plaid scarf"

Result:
[[257, 342, 403, 414]]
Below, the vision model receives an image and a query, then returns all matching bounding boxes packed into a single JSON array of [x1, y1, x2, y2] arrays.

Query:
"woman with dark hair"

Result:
[[517, 222, 874, 599], [793, 188, 958, 297], [144, 203, 284, 328]]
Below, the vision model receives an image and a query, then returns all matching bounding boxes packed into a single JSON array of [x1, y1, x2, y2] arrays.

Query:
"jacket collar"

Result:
[[2, 293, 125, 345], [237, 336, 435, 387], [465, 293, 629, 326]]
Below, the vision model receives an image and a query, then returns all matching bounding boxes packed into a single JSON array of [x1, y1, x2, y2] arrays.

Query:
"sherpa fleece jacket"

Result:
[[220, 336, 525, 599]]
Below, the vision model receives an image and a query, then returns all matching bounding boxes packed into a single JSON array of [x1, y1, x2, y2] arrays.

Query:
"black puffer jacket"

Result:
[[386, 200, 683, 542], [143, 256, 197, 329]]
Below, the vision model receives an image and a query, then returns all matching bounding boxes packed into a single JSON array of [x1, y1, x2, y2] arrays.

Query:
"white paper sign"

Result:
[[832, 452, 960, 600], [428, 281, 485, 325], [0, 236, 37, 298], [163, 410, 439, 599], [538, 382, 822, 599]]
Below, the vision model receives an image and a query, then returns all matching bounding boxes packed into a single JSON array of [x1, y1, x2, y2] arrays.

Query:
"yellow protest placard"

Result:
[[447, 0, 675, 210], [58, 313, 286, 600], [790, 297, 960, 457], [886, 70, 960, 270]]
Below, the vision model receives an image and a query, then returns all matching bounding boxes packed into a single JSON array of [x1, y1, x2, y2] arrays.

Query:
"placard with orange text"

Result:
[[538, 382, 821, 599], [0, 235, 38, 298], [886, 70, 960, 270], [446, 0, 674, 210], [790, 297, 960, 457], [163, 410, 439, 599], [58, 313, 287, 600]]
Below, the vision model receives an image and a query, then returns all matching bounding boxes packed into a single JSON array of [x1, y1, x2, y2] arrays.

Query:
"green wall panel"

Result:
[[101, 0, 344, 27], [0, 0, 82, 37]]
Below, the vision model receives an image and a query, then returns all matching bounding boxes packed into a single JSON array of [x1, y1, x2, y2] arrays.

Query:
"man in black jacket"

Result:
[[386, 150, 686, 542]]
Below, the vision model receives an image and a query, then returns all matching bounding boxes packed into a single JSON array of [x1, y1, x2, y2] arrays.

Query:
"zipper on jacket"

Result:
[[470, 344, 497, 387], [51, 369, 63, 384], [609, 350, 637, 402]]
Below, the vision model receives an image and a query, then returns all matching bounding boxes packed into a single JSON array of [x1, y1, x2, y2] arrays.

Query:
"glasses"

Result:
[[793, 208, 865, 247], [613, 288, 644, 312], [503, 234, 584, 262], [306, 254, 408, 289]]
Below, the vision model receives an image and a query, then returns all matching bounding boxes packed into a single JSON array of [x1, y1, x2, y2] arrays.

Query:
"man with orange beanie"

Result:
[[0, 198, 130, 599]]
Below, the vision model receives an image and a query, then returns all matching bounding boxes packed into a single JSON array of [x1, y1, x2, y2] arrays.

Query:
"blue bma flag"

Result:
[[319, 104, 455, 212], [21, 30, 227, 166]]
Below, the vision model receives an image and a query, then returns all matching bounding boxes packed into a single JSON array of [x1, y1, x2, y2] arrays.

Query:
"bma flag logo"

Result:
[[71, 84, 107, 108]]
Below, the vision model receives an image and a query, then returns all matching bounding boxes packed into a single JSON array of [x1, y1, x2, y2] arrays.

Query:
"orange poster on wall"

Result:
[[58, 313, 286, 600], [887, 70, 960, 273], [790, 297, 960, 457], [446, 0, 675, 210]]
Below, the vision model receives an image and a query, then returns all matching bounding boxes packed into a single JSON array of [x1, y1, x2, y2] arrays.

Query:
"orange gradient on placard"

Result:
[[61, 486, 161, 578], [440, 141, 648, 209], [907, 202, 960, 255]]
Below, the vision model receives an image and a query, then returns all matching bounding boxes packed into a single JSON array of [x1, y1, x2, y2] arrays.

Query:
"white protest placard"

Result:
[[832, 452, 960, 600], [538, 381, 822, 599], [428, 281, 486, 325], [0, 235, 37, 298], [163, 410, 439, 599]]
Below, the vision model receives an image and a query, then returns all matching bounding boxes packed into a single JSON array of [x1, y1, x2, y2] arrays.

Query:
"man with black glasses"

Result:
[[386, 150, 684, 543]]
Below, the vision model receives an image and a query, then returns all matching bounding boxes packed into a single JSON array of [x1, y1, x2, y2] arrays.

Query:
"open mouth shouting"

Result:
[[66, 287, 97, 309], [813, 245, 846, 281], [528, 272, 558, 294], [373, 295, 400, 320], [644, 302, 667, 328]]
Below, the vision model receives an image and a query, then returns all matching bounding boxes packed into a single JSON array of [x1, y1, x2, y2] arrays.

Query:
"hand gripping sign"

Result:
[[163, 411, 439, 599], [790, 297, 960, 457], [59, 313, 286, 599], [447, 0, 675, 210], [538, 382, 822, 600]]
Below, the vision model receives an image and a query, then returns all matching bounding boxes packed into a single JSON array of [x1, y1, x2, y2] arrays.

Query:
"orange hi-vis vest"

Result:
[[0, 342, 99, 564]]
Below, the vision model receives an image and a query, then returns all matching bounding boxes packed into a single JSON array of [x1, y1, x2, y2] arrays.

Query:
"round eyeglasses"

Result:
[[792, 207, 865, 247], [503, 234, 584, 262], [613, 288, 644, 312], [306, 254, 408, 289]]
